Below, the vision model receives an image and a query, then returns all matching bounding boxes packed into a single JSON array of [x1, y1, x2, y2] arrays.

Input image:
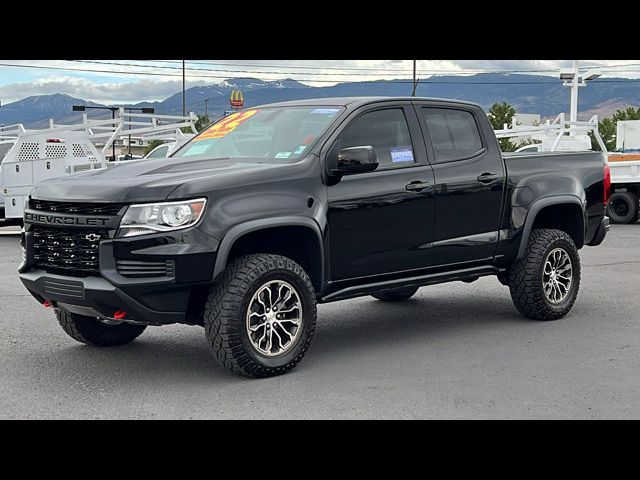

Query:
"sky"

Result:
[[0, 60, 639, 105]]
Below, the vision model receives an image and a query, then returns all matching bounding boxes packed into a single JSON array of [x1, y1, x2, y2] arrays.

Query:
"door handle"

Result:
[[405, 181, 430, 192], [477, 173, 499, 183]]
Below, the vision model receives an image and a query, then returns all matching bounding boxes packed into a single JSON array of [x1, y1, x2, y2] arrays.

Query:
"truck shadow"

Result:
[[42, 292, 533, 384], [309, 294, 524, 362]]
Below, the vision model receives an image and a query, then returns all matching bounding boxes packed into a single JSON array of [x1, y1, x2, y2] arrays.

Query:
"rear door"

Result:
[[416, 103, 506, 266]]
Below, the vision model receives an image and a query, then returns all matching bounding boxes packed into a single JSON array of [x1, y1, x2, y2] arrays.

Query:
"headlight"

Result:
[[118, 198, 206, 238]]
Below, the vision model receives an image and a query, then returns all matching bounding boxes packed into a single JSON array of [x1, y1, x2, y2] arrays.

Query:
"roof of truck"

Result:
[[253, 96, 481, 109]]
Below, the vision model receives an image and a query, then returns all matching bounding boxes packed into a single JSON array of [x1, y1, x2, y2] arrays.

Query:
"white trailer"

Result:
[[0, 110, 197, 224]]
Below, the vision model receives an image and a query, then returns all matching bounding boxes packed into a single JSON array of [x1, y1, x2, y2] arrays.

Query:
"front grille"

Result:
[[29, 199, 127, 216], [32, 226, 107, 276], [116, 259, 175, 278]]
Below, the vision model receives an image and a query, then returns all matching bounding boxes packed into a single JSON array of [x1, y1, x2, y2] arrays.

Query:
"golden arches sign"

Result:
[[230, 90, 244, 108]]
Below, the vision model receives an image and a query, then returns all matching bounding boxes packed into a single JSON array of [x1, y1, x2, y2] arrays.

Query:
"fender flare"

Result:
[[211, 216, 325, 284], [515, 194, 585, 260]]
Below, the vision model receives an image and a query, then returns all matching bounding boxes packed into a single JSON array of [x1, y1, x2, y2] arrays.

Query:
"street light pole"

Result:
[[569, 60, 579, 130], [560, 61, 601, 137], [411, 60, 417, 97], [204, 98, 209, 118], [111, 108, 116, 161], [182, 60, 186, 117]]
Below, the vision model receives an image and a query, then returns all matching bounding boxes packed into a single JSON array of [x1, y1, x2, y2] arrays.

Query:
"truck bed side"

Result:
[[495, 151, 606, 265]]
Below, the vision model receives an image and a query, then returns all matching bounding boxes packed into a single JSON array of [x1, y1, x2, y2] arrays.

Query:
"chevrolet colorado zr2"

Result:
[[18, 97, 610, 377]]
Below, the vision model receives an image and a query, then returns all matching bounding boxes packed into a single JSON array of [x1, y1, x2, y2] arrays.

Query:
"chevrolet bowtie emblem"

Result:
[[85, 234, 101, 242]]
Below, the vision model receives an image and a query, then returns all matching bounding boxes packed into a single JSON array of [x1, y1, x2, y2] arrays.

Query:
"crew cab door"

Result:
[[325, 103, 436, 281], [415, 103, 506, 265]]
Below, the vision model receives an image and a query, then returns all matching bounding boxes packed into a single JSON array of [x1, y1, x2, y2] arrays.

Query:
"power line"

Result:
[[71, 60, 419, 77], [132, 59, 566, 75], [2, 62, 640, 85], [152, 59, 640, 73], [68, 60, 640, 81]]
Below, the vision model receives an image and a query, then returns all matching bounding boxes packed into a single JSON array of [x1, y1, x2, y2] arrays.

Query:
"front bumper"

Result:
[[588, 216, 610, 247], [20, 270, 187, 325], [19, 226, 218, 325]]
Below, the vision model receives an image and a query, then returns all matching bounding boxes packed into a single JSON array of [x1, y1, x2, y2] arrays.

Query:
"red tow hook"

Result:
[[113, 310, 127, 320], [43, 300, 52, 308]]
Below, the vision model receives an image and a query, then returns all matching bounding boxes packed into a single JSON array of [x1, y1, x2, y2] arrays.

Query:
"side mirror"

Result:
[[332, 146, 378, 176]]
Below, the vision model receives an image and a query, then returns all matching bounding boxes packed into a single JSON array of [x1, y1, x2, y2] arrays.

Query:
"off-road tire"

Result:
[[608, 192, 638, 224], [507, 228, 581, 320], [372, 286, 419, 302], [56, 309, 146, 346], [204, 254, 317, 378]]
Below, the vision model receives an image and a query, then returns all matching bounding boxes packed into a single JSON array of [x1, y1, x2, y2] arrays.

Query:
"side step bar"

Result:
[[320, 265, 504, 303]]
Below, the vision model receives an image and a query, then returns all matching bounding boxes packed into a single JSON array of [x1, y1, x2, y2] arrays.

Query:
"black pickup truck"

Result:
[[18, 97, 610, 377]]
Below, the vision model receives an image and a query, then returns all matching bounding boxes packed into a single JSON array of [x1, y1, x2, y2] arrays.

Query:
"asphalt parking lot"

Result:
[[1, 224, 639, 419]]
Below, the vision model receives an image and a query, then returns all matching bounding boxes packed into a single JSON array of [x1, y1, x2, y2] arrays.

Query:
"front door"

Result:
[[326, 104, 436, 281]]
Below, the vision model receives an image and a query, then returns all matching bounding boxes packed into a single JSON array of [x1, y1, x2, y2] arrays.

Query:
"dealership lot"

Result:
[[1, 225, 639, 419]]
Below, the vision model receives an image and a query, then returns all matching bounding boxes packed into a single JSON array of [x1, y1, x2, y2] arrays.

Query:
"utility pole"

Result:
[[411, 60, 417, 96], [569, 60, 579, 130], [182, 60, 186, 117], [204, 98, 209, 118], [560, 60, 601, 136]]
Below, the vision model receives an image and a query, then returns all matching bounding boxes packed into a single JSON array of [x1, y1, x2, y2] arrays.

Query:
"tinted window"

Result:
[[0, 143, 13, 164], [334, 108, 415, 168], [146, 145, 169, 159], [422, 108, 483, 162]]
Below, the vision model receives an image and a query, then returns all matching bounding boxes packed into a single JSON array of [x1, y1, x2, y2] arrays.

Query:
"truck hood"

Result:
[[30, 157, 283, 203]]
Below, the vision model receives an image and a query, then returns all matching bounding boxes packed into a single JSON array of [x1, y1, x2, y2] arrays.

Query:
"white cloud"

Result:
[[0, 60, 639, 104]]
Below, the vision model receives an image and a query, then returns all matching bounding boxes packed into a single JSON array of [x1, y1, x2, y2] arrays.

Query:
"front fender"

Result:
[[211, 216, 325, 282]]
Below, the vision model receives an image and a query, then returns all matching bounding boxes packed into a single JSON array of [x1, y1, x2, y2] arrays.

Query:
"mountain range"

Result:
[[1, 74, 639, 128]]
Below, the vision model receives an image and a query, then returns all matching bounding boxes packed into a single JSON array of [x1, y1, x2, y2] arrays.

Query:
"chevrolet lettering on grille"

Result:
[[24, 211, 110, 227]]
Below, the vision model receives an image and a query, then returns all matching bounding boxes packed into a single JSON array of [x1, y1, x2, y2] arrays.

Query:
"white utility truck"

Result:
[[606, 120, 640, 224], [0, 110, 197, 225]]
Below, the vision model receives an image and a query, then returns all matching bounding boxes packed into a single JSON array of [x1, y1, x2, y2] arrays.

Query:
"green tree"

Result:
[[195, 114, 211, 132], [590, 106, 640, 151], [143, 139, 164, 156], [180, 114, 211, 134], [487, 102, 517, 152]]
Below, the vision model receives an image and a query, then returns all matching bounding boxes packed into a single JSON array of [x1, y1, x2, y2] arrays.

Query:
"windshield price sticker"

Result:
[[390, 147, 414, 163], [195, 109, 259, 141]]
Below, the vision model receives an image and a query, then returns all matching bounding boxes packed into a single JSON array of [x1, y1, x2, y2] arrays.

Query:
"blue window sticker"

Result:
[[310, 108, 341, 116], [293, 145, 307, 155], [390, 147, 414, 163], [275, 152, 292, 158]]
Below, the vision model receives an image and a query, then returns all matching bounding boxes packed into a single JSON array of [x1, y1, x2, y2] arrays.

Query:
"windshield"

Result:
[[172, 106, 344, 161]]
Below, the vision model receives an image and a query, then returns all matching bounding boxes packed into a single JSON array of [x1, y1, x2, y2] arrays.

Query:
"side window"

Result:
[[147, 145, 169, 159], [422, 108, 483, 163], [334, 108, 415, 169]]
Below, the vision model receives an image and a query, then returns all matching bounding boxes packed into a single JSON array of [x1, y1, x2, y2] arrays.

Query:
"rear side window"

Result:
[[334, 108, 415, 169], [146, 145, 169, 159], [422, 108, 483, 163]]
